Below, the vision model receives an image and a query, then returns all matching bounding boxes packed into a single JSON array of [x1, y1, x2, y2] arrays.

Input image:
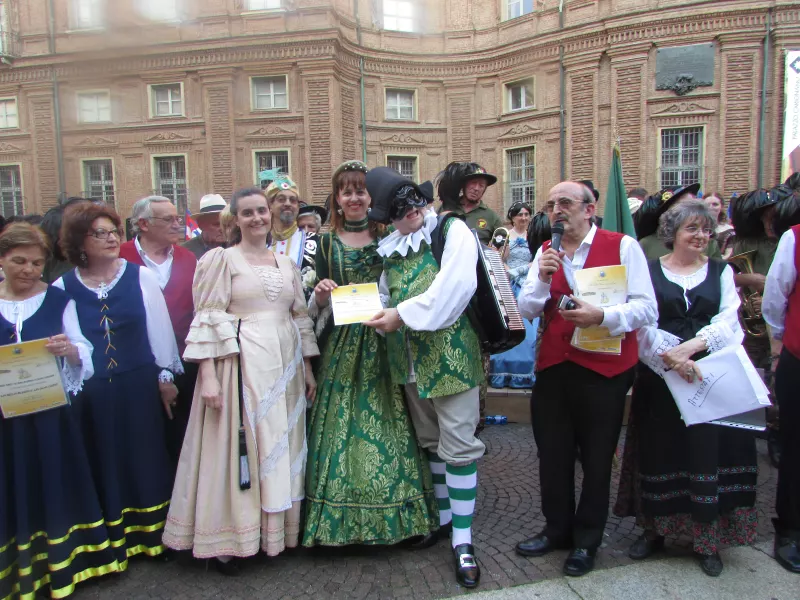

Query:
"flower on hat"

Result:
[[661, 191, 674, 202]]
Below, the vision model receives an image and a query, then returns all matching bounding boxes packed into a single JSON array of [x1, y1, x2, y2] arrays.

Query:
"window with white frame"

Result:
[[137, 0, 178, 21], [387, 156, 417, 181], [151, 84, 183, 117], [251, 77, 288, 110], [83, 160, 115, 205], [505, 78, 534, 112], [0, 98, 17, 129], [71, 0, 103, 30], [154, 156, 188, 215], [383, 0, 414, 32], [255, 151, 289, 188], [247, 0, 281, 9], [385, 89, 414, 120], [77, 91, 111, 123], [506, 0, 533, 20], [506, 146, 535, 206], [660, 127, 703, 188], [0, 165, 23, 218]]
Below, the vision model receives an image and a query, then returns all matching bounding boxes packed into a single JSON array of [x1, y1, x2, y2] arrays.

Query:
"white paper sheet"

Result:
[[663, 345, 771, 426]]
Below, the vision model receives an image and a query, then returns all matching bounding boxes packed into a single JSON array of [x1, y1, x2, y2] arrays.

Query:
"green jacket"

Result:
[[457, 203, 503, 246]]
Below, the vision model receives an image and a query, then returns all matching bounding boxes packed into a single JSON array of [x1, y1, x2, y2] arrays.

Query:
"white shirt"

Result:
[[54, 261, 183, 381], [268, 228, 304, 267], [637, 262, 742, 377], [763, 228, 798, 340], [0, 291, 94, 394], [518, 224, 657, 336], [378, 217, 478, 332], [134, 236, 174, 290]]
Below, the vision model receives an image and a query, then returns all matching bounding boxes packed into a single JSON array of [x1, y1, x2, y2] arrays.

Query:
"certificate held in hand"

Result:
[[331, 283, 385, 326], [0, 338, 69, 418]]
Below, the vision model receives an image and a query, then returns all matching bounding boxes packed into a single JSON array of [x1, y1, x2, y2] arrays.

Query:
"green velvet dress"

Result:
[[302, 232, 438, 546]]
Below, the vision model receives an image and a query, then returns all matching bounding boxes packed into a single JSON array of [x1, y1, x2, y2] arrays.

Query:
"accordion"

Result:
[[470, 233, 526, 354]]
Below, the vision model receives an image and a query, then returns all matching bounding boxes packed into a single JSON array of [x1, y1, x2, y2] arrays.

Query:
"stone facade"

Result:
[[0, 0, 795, 219]]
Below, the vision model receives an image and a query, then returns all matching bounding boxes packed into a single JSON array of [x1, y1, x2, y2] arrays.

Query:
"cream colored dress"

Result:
[[163, 246, 318, 558]]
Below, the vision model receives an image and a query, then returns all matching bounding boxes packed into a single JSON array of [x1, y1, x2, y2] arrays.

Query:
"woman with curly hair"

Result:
[[54, 203, 181, 564]]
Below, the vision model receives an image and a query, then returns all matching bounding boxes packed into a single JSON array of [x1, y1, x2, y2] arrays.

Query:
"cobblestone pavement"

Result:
[[75, 423, 778, 600]]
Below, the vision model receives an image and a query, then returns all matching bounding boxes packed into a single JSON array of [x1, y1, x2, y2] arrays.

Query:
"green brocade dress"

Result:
[[302, 233, 438, 546]]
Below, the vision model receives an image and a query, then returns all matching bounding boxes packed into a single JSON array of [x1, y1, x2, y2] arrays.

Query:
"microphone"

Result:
[[550, 222, 564, 253]]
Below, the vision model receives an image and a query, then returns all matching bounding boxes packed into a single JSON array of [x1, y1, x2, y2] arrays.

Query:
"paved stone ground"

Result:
[[74, 423, 778, 600]]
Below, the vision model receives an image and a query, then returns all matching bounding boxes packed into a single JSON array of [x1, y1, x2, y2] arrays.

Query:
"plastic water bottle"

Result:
[[485, 415, 508, 425]]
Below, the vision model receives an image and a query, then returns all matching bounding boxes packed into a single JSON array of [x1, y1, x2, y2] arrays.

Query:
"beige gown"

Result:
[[163, 246, 318, 558]]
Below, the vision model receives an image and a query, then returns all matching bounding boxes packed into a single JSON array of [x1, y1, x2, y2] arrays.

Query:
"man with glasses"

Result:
[[119, 195, 198, 466], [265, 176, 318, 299], [515, 181, 657, 577]]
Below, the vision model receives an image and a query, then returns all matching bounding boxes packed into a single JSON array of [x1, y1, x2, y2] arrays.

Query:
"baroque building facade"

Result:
[[0, 0, 795, 219]]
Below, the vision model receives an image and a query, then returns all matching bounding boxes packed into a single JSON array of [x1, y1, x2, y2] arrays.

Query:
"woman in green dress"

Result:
[[303, 161, 438, 546]]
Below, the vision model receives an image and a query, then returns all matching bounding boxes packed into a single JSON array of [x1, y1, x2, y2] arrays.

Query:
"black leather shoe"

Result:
[[696, 552, 723, 577], [410, 522, 452, 550], [563, 548, 596, 577], [515, 533, 568, 557], [628, 534, 665, 560], [213, 558, 241, 576], [453, 543, 480, 588], [774, 537, 800, 573]]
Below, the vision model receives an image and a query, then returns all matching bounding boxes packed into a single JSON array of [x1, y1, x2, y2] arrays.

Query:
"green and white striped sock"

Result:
[[446, 461, 477, 548], [427, 451, 452, 527]]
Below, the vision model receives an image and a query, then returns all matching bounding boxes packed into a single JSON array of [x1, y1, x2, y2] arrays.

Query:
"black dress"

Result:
[[635, 258, 758, 555]]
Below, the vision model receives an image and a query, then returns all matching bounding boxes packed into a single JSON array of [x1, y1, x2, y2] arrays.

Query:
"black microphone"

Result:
[[550, 222, 564, 253]]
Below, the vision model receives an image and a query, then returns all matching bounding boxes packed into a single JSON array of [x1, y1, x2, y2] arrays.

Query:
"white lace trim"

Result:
[[307, 291, 333, 339], [642, 330, 682, 378], [257, 388, 307, 482], [661, 262, 709, 310], [697, 326, 726, 354], [159, 369, 175, 383], [61, 343, 93, 395], [74, 261, 127, 300], [252, 264, 284, 302], [245, 335, 302, 429], [290, 436, 308, 482], [377, 210, 438, 258]]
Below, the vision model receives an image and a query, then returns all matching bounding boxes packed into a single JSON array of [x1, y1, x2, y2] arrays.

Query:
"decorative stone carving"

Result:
[[0, 142, 23, 153], [144, 132, 192, 143], [651, 101, 714, 115], [498, 123, 542, 139], [74, 136, 117, 147], [379, 133, 424, 145], [245, 125, 295, 137], [656, 44, 715, 96]]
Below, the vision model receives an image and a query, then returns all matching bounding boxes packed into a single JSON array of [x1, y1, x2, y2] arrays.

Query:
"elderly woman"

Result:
[[297, 203, 327, 235], [163, 187, 318, 573], [54, 203, 181, 563], [489, 201, 538, 388], [624, 200, 756, 577], [0, 223, 118, 599]]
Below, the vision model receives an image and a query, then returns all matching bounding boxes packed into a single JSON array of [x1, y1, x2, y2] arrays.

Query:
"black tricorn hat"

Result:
[[633, 182, 701, 240], [578, 180, 600, 202], [366, 167, 425, 224], [419, 180, 434, 202], [298, 202, 328, 223]]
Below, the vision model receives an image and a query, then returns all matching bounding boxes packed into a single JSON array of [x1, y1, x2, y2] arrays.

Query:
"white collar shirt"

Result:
[[134, 236, 174, 290]]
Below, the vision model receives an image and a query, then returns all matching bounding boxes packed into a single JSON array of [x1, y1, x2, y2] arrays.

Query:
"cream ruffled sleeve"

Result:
[[288, 256, 319, 359], [183, 247, 239, 362]]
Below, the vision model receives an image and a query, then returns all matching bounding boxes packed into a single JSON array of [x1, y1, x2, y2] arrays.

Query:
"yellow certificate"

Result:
[[0, 338, 69, 418], [331, 283, 384, 326], [570, 265, 628, 354]]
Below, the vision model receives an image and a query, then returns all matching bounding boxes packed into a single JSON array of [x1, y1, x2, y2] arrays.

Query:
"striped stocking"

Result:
[[446, 461, 477, 548], [427, 451, 452, 527]]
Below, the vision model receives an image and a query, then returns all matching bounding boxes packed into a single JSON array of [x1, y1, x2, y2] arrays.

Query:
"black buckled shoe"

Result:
[[774, 537, 800, 573], [515, 533, 568, 557], [453, 543, 480, 588], [563, 548, 596, 577], [628, 534, 665, 560], [696, 552, 723, 577], [410, 522, 452, 550]]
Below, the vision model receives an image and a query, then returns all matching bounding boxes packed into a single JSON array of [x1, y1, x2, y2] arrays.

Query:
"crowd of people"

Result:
[[0, 159, 799, 600]]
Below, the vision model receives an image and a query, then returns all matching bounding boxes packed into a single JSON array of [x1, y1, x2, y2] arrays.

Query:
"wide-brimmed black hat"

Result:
[[419, 180, 434, 202], [298, 202, 328, 223], [578, 180, 600, 202], [633, 182, 701, 240], [773, 186, 800, 236], [462, 163, 498, 186], [366, 167, 425, 224], [526, 210, 551, 253], [733, 187, 787, 239]]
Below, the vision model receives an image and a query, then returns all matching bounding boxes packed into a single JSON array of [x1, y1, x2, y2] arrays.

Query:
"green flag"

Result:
[[602, 144, 636, 238]]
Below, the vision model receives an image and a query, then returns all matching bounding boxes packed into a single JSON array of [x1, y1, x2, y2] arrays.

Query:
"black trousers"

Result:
[[166, 360, 199, 469], [531, 361, 634, 549], [776, 348, 800, 537]]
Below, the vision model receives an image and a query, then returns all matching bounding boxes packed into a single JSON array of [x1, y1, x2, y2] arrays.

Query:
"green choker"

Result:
[[343, 217, 370, 232]]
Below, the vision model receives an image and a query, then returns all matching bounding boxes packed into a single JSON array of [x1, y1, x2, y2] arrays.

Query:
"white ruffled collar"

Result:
[[377, 210, 438, 258]]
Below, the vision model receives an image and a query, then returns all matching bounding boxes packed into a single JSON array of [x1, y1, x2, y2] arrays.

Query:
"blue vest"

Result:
[[61, 263, 154, 377], [0, 287, 70, 345]]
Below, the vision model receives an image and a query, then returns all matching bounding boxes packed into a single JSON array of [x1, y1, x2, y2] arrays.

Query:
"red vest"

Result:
[[782, 225, 800, 360], [119, 240, 196, 355], [537, 228, 639, 377]]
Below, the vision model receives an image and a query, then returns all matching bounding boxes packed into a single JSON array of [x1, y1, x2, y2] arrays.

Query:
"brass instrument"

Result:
[[728, 249, 768, 339], [491, 226, 510, 255]]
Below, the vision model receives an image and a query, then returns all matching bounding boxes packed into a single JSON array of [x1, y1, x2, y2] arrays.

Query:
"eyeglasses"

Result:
[[149, 216, 185, 226], [683, 225, 714, 236], [544, 197, 588, 213], [87, 228, 122, 240]]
